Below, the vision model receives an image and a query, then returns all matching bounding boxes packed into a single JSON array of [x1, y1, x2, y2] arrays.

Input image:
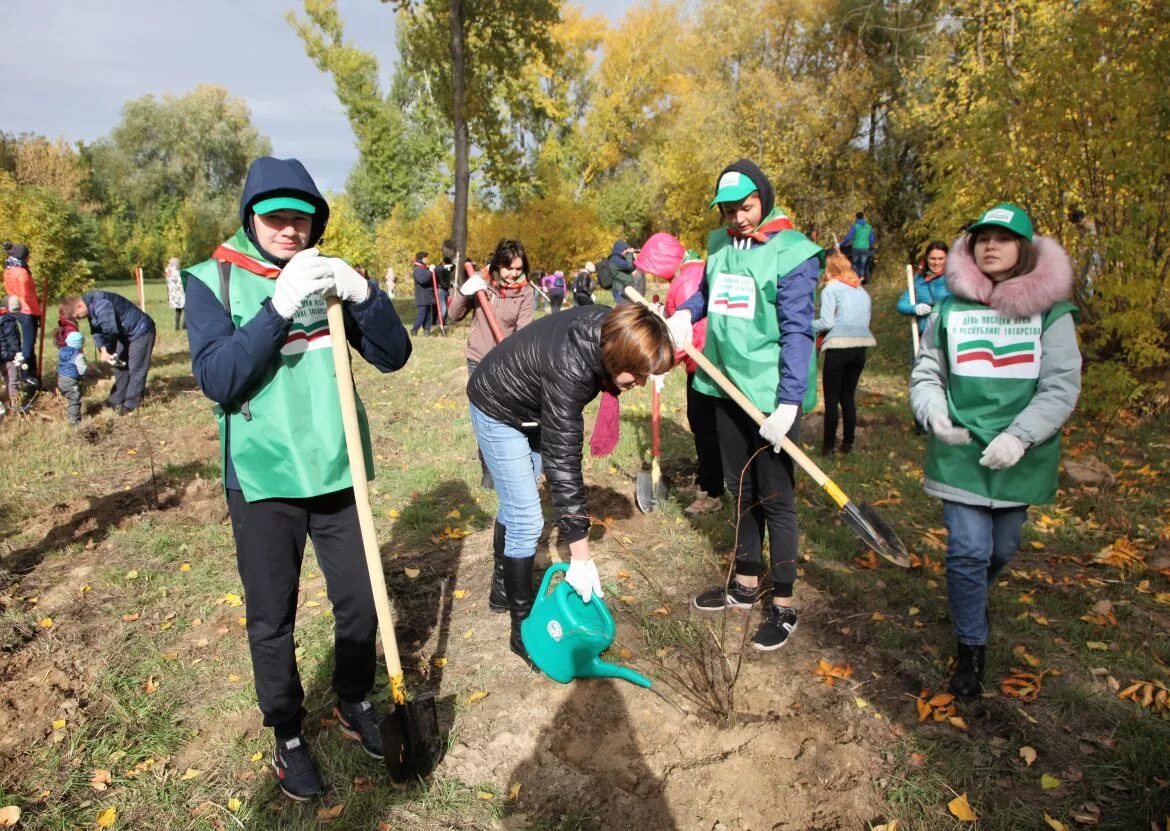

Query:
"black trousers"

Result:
[[411, 305, 433, 334], [821, 347, 867, 451], [686, 373, 724, 496], [108, 329, 155, 411], [716, 398, 800, 597], [227, 488, 377, 734], [548, 292, 564, 312]]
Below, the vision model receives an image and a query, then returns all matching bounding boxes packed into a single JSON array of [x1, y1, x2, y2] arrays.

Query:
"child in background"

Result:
[[0, 296, 23, 415], [910, 203, 1081, 698], [57, 330, 88, 426], [667, 158, 823, 652]]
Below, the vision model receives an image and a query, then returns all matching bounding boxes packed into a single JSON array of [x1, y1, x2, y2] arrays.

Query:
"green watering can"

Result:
[[521, 563, 652, 688]]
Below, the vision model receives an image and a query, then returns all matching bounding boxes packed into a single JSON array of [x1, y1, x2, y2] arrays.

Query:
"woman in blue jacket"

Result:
[[897, 241, 951, 335], [813, 252, 876, 455]]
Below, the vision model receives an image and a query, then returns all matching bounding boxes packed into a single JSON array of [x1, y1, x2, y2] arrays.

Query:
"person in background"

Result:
[[813, 251, 876, 456], [546, 270, 566, 312], [411, 251, 434, 336], [61, 290, 156, 414], [1068, 207, 1101, 304], [910, 203, 1081, 700], [448, 238, 536, 496], [384, 266, 396, 298], [602, 241, 638, 305], [56, 330, 88, 427], [840, 212, 877, 284], [435, 242, 455, 327], [897, 241, 951, 337], [185, 155, 412, 801], [3, 242, 42, 388], [573, 262, 595, 306], [0, 296, 24, 416], [668, 158, 823, 652], [166, 257, 187, 331]]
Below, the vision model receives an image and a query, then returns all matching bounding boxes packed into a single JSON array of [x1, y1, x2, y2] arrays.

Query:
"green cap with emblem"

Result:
[[252, 196, 317, 216], [709, 170, 760, 208], [968, 202, 1033, 241]]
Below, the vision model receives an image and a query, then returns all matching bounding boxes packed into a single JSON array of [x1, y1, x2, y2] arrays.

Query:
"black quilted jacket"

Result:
[[467, 304, 614, 544]]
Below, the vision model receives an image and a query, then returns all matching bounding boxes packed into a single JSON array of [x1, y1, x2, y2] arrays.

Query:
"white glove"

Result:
[[665, 311, 693, 350], [928, 409, 971, 445], [758, 403, 799, 452], [271, 248, 335, 319], [980, 432, 1026, 469], [650, 373, 666, 393], [460, 274, 488, 297], [325, 258, 371, 304], [914, 303, 932, 316], [13, 352, 23, 365], [565, 558, 604, 603]]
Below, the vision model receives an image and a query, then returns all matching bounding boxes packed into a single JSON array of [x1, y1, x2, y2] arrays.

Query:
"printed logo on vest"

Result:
[[709, 273, 756, 320], [282, 295, 333, 356], [947, 310, 1042, 380]]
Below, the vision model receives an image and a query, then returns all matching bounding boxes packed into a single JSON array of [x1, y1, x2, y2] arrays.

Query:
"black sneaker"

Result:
[[272, 735, 323, 802], [692, 579, 760, 612], [334, 699, 385, 760], [751, 605, 798, 651]]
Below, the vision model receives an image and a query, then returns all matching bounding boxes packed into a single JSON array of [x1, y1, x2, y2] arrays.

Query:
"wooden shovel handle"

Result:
[[622, 286, 848, 507], [326, 297, 405, 686], [906, 264, 920, 355]]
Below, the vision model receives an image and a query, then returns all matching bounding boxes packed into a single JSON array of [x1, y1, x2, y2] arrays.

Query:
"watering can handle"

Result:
[[537, 562, 569, 597]]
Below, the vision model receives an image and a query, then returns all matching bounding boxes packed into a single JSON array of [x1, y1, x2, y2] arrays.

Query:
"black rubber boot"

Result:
[[503, 556, 537, 670], [488, 520, 508, 613], [948, 642, 986, 699]]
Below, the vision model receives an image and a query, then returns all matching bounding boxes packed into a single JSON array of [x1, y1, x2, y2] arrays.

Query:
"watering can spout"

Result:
[[580, 657, 652, 688]]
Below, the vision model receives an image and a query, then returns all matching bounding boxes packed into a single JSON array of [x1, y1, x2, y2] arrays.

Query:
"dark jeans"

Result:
[[108, 329, 155, 411], [16, 313, 37, 382], [58, 374, 82, 424], [686, 373, 724, 496], [821, 347, 867, 451], [173, 308, 185, 330], [412, 305, 433, 335], [433, 289, 449, 326], [943, 501, 1028, 646], [227, 487, 377, 734], [548, 291, 564, 312], [851, 249, 874, 282], [716, 398, 800, 598]]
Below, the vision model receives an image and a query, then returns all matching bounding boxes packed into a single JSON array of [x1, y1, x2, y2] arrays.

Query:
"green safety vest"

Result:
[[186, 250, 374, 502], [691, 221, 823, 413], [852, 223, 873, 250], [926, 297, 1078, 505]]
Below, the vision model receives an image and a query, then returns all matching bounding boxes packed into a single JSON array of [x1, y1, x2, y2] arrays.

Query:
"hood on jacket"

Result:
[[945, 234, 1073, 318], [3, 242, 29, 264], [239, 157, 330, 267], [712, 159, 775, 221]]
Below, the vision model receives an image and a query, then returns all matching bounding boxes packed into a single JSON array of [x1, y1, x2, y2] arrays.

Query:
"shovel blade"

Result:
[[651, 457, 668, 506], [841, 501, 911, 567], [635, 468, 655, 513], [379, 693, 444, 783]]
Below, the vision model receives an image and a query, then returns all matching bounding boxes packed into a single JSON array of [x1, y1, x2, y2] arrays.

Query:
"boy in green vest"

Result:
[[910, 203, 1081, 699], [667, 159, 823, 652], [185, 157, 412, 801]]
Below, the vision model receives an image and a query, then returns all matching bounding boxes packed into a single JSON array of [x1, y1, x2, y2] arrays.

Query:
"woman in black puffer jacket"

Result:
[[467, 302, 674, 666]]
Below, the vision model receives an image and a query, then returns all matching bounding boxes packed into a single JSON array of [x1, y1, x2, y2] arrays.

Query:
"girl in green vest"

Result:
[[910, 203, 1081, 699], [667, 159, 823, 652]]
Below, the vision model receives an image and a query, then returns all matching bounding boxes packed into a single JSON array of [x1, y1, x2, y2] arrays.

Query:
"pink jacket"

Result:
[[664, 259, 707, 374]]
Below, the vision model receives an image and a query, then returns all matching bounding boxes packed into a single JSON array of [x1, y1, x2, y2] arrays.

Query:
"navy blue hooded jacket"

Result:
[[82, 290, 155, 351], [185, 156, 411, 490]]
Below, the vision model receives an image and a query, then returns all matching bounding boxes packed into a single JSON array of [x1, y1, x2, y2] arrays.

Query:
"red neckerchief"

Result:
[[923, 269, 944, 282], [213, 245, 281, 278], [726, 214, 795, 243], [494, 275, 529, 296]]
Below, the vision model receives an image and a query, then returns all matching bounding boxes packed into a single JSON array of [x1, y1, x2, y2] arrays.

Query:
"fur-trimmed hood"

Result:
[[945, 234, 1073, 318]]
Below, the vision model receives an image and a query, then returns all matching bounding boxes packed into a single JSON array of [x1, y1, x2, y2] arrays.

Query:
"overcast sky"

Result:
[[1, 0, 627, 192]]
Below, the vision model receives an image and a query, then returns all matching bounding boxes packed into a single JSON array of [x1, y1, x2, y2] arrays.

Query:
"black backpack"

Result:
[[573, 271, 591, 294], [596, 259, 615, 289]]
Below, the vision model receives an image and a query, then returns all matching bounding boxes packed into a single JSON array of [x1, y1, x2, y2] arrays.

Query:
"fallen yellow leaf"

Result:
[[452, 589, 468, 599], [51, 719, 66, 730], [144, 676, 158, 695], [1019, 745, 1037, 766], [871, 822, 898, 831], [316, 803, 344, 820], [947, 793, 977, 822], [477, 790, 494, 801], [96, 806, 117, 828], [446, 509, 462, 519], [404, 568, 421, 579], [39, 617, 53, 629], [1040, 773, 1061, 789], [223, 593, 243, 607], [1043, 814, 1068, 831], [179, 563, 191, 572], [180, 768, 202, 781], [508, 782, 521, 801], [467, 691, 489, 704], [870, 611, 887, 621], [387, 508, 399, 518], [90, 769, 112, 791], [432, 657, 448, 668], [0, 805, 20, 827], [125, 570, 138, 580], [227, 797, 241, 812], [305, 601, 320, 608], [249, 752, 263, 762]]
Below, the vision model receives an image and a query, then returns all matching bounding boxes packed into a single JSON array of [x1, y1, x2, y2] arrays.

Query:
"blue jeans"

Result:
[[943, 500, 1028, 646], [469, 403, 543, 558], [851, 249, 873, 281]]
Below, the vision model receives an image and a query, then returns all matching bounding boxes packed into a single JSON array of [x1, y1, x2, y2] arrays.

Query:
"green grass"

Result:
[[1, 274, 1169, 829]]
